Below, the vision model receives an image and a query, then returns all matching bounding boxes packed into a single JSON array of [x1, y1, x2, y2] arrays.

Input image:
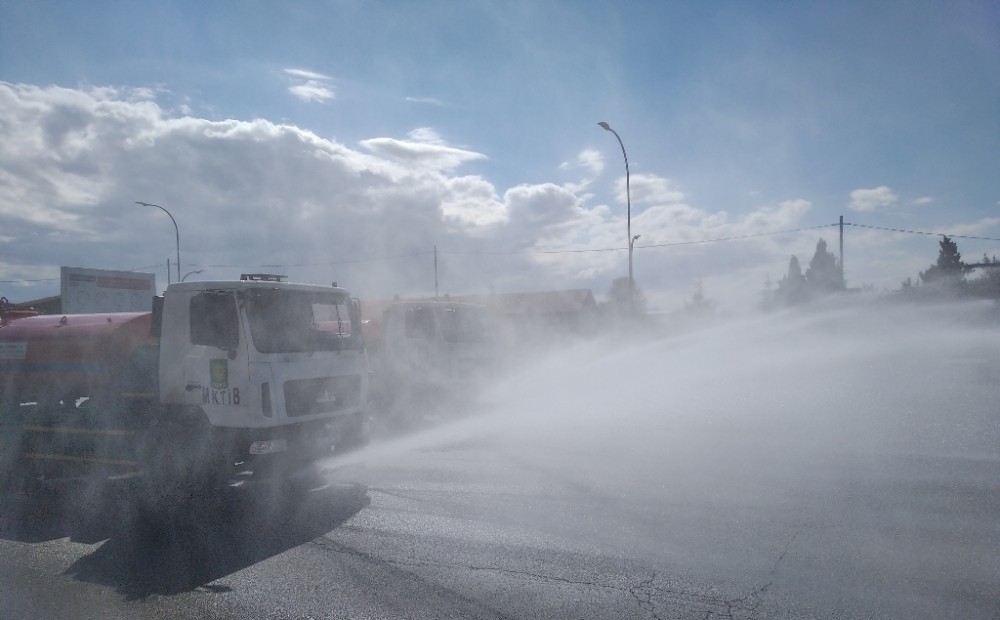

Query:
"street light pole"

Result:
[[136, 201, 181, 284], [630, 234, 641, 309], [598, 122, 634, 316]]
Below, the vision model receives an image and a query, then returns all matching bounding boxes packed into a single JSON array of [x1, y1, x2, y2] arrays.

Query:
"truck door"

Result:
[[182, 291, 250, 426]]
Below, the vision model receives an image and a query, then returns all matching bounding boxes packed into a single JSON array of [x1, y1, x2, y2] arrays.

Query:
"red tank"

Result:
[[0, 312, 155, 409]]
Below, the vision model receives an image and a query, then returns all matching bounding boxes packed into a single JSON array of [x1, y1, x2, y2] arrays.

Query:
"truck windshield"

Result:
[[244, 289, 360, 353]]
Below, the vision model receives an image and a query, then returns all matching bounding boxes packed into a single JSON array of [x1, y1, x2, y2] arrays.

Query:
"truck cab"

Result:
[[156, 275, 369, 474]]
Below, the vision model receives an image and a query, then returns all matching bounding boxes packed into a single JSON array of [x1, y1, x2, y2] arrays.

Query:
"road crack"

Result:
[[703, 530, 797, 619], [626, 569, 665, 620], [312, 536, 795, 620], [311, 536, 620, 590]]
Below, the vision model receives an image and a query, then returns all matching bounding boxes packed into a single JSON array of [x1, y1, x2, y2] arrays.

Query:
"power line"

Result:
[[202, 250, 435, 270], [843, 223, 1000, 243], [444, 246, 622, 256], [442, 224, 841, 256], [636, 224, 839, 250], [126, 264, 168, 272]]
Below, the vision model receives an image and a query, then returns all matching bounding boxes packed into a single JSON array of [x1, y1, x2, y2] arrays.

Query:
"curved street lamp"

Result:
[[136, 201, 181, 284], [598, 122, 636, 316], [181, 269, 204, 282]]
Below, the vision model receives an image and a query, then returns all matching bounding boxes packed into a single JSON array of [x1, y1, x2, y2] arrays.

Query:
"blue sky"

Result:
[[1, 0, 998, 311]]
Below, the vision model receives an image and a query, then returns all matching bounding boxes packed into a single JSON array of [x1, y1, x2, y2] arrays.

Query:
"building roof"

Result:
[[11, 295, 62, 314], [361, 289, 597, 318], [461, 289, 597, 315]]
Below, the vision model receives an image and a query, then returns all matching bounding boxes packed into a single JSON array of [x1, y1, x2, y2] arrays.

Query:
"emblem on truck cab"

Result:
[[210, 358, 228, 389]]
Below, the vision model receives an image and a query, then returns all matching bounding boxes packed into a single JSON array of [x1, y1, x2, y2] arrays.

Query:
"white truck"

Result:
[[369, 301, 497, 419], [0, 274, 369, 501]]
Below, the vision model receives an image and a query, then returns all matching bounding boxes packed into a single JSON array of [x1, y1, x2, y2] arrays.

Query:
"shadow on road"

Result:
[[1, 475, 370, 600]]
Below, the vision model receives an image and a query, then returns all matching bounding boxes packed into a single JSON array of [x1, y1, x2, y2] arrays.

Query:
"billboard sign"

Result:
[[60, 267, 157, 314]]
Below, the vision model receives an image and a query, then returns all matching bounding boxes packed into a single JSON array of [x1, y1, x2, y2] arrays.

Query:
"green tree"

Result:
[[805, 238, 845, 294], [919, 235, 968, 288], [968, 254, 1000, 299], [773, 255, 807, 306], [605, 276, 647, 316], [683, 280, 715, 317]]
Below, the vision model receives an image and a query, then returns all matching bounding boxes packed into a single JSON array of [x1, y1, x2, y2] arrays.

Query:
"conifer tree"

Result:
[[919, 235, 968, 287], [774, 255, 807, 306], [805, 238, 845, 294]]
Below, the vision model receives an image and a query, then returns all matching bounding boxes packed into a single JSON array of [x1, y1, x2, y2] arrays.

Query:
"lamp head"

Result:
[[597, 122, 611, 131]]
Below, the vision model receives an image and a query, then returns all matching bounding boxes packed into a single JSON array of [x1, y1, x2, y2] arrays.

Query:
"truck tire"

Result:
[[134, 407, 231, 517], [0, 426, 36, 497], [335, 412, 370, 454]]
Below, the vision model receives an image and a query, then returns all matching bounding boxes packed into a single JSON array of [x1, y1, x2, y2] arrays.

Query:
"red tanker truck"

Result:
[[0, 275, 369, 503]]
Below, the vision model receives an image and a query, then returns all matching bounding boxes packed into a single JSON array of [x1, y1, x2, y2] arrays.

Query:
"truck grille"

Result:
[[283, 375, 361, 418]]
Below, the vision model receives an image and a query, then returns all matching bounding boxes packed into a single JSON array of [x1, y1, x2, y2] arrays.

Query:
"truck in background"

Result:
[[0, 275, 369, 507], [367, 301, 497, 423]]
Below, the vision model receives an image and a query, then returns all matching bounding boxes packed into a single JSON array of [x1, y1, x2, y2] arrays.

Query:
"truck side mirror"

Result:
[[150, 296, 164, 338]]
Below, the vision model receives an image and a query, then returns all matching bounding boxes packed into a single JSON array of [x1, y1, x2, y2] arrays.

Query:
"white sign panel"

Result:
[[0, 342, 27, 360], [60, 267, 157, 314]]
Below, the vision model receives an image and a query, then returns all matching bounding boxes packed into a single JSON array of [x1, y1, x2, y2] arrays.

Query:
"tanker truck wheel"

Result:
[[0, 425, 39, 498], [132, 408, 232, 532], [334, 412, 370, 455]]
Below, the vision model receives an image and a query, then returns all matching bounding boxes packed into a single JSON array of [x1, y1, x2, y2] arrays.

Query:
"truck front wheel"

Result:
[[335, 412, 369, 454], [135, 407, 231, 512]]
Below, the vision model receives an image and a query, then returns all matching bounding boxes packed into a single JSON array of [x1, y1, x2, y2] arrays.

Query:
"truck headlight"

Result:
[[248, 438, 287, 455]]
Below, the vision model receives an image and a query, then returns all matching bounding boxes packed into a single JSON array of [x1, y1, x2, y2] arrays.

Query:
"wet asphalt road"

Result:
[[0, 424, 998, 620]]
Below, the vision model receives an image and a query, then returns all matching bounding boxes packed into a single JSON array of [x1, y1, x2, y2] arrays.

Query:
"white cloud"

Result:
[[558, 149, 604, 195], [0, 83, 577, 300], [284, 68, 335, 103], [406, 127, 445, 144], [913, 196, 933, 206], [284, 68, 332, 81], [849, 186, 898, 212], [439, 175, 506, 229], [289, 81, 335, 103], [405, 96, 447, 107], [360, 131, 486, 172], [620, 173, 685, 206], [742, 199, 812, 230], [559, 149, 604, 176], [504, 183, 582, 231], [938, 217, 1000, 237]]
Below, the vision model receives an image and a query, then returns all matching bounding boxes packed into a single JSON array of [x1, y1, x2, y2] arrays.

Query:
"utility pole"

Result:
[[839, 215, 845, 284]]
